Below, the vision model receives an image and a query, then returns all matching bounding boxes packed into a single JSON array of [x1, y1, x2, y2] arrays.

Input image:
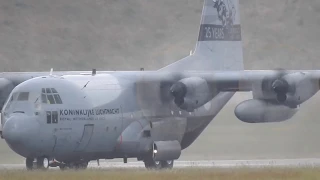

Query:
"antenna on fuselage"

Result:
[[50, 68, 53, 76], [92, 69, 96, 76]]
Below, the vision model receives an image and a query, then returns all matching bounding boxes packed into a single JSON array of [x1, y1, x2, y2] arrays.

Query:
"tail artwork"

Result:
[[162, 0, 244, 71]]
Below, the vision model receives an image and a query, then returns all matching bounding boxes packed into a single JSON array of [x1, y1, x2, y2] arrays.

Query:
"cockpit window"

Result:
[[41, 94, 47, 103], [46, 88, 52, 93], [41, 88, 63, 104], [53, 94, 62, 104], [47, 94, 55, 104], [51, 88, 58, 93], [17, 92, 29, 101]]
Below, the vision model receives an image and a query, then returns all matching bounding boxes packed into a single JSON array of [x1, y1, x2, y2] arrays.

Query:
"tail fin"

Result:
[[161, 0, 244, 71]]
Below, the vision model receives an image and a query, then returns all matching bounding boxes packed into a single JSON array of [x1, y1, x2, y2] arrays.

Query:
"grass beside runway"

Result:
[[0, 168, 319, 180]]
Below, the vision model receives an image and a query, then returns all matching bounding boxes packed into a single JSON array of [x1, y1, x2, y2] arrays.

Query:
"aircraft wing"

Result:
[[131, 70, 320, 112], [135, 70, 320, 91], [186, 70, 320, 92]]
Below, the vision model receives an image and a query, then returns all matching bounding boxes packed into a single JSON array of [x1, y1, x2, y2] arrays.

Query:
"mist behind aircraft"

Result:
[[0, 0, 320, 164]]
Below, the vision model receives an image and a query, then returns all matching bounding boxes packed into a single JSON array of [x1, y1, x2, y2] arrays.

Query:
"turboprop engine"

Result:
[[236, 71, 319, 123], [170, 77, 212, 112], [257, 72, 319, 107]]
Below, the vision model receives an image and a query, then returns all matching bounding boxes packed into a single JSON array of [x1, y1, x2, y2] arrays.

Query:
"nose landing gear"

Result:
[[26, 157, 89, 171]]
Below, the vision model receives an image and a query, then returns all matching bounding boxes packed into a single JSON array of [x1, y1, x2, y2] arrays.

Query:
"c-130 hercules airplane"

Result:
[[0, 0, 320, 170]]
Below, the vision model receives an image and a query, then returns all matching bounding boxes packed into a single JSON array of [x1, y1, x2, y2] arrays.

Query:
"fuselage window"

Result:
[[46, 111, 58, 124], [46, 111, 52, 124], [52, 111, 58, 123], [17, 92, 29, 101]]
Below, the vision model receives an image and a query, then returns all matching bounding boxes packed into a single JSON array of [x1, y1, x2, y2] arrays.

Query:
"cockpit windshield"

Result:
[[5, 91, 37, 105], [41, 88, 63, 104], [2, 88, 63, 115], [2, 91, 36, 114]]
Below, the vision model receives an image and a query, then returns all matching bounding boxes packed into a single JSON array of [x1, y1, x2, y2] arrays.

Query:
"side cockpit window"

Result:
[[41, 88, 63, 104], [17, 92, 29, 101]]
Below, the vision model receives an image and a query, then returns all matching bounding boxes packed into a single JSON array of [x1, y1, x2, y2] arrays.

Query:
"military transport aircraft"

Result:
[[1, 0, 320, 170]]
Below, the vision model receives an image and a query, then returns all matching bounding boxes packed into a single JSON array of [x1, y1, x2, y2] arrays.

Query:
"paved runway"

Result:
[[1, 159, 320, 170]]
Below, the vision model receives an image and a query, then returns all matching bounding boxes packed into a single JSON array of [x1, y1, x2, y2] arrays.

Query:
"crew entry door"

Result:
[[74, 124, 94, 152]]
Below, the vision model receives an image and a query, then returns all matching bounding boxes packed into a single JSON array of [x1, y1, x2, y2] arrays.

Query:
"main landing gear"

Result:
[[59, 162, 89, 171], [26, 157, 49, 170], [143, 157, 174, 170]]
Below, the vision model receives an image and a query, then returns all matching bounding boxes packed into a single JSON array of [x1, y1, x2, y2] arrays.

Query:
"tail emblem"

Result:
[[198, 0, 241, 42], [212, 0, 236, 28]]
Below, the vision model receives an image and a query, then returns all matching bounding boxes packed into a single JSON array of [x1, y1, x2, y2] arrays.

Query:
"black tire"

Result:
[[26, 158, 34, 170], [78, 162, 88, 170], [36, 157, 49, 170], [161, 160, 174, 169], [144, 158, 162, 170], [59, 164, 67, 171], [62, 162, 88, 171]]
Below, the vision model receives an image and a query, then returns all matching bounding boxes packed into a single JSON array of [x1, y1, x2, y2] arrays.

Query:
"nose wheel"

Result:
[[26, 157, 49, 170]]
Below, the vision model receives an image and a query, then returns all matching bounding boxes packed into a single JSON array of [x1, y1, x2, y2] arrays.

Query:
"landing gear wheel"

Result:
[[78, 162, 88, 170], [59, 164, 67, 171], [144, 158, 162, 170], [26, 158, 34, 170], [25, 157, 49, 170], [59, 162, 88, 171], [36, 157, 49, 170], [161, 160, 174, 169]]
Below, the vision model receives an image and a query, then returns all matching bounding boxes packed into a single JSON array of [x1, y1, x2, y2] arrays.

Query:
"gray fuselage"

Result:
[[1, 72, 233, 162]]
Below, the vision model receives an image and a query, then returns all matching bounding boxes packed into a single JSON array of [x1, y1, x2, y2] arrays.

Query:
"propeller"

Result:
[[170, 82, 187, 106], [272, 78, 289, 103], [270, 69, 290, 103]]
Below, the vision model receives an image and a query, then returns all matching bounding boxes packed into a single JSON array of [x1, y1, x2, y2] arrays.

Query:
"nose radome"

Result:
[[2, 114, 40, 145]]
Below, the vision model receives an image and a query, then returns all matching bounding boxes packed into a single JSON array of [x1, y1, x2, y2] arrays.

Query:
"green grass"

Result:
[[0, 168, 319, 180]]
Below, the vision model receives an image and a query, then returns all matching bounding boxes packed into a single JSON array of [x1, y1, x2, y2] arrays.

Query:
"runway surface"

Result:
[[1, 159, 320, 170]]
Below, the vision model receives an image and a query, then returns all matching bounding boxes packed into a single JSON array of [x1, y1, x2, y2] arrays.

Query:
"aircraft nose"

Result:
[[2, 114, 40, 145]]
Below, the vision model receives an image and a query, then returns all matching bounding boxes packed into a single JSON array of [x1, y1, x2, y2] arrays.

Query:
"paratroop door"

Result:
[[74, 124, 94, 152]]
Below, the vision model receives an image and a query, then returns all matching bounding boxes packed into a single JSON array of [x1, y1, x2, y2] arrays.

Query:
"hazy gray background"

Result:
[[1, 0, 320, 163]]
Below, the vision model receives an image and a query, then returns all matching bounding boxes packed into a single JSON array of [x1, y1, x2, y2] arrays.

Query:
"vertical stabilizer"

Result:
[[162, 0, 244, 71]]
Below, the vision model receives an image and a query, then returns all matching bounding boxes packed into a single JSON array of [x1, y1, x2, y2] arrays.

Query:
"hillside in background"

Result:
[[0, 0, 319, 71]]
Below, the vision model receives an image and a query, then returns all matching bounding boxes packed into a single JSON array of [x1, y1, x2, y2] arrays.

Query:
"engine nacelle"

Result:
[[171, 77, 212, 112], [282, 73, 319, 106], [254, 72, 319, 107], [152, 141, 181, 161], [235, 99, 298, 123]]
